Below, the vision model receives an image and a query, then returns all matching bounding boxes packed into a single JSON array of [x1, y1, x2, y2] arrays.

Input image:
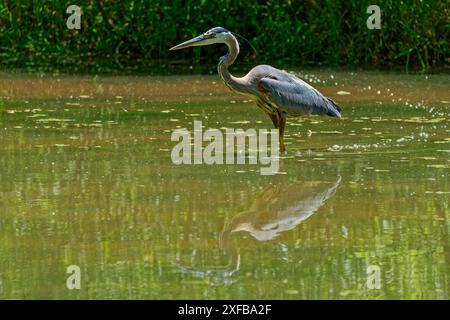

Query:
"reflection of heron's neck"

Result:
[[218, 36, 249, 94], [219, 228, 240, 271]]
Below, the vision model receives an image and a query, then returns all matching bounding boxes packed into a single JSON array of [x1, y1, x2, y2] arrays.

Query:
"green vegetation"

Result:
[[0, 0, 448, 73]]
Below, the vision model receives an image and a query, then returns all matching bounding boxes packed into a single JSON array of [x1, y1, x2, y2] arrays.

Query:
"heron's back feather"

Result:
[[242, 65, 342, 118], [258, 76, 342, 117]]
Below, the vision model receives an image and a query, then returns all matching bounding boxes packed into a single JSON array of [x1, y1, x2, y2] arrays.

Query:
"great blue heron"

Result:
[[170, 27, 342, 152]]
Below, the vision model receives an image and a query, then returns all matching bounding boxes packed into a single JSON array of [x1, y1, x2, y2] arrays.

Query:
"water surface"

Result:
[[0, 70, 449, 299]]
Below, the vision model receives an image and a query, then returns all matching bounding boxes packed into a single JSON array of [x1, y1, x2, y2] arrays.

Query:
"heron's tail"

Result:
[[326, 98, 342, 118]]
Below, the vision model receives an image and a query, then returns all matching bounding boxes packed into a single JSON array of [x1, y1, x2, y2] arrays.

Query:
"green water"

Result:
[[0, 70, 449, 299]]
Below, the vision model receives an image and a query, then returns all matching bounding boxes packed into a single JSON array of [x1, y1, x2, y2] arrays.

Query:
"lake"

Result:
[[0, 69, 448, 299]]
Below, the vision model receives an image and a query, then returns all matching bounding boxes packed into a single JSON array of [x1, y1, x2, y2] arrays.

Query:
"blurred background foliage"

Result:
[[0, 0, 448, 74]]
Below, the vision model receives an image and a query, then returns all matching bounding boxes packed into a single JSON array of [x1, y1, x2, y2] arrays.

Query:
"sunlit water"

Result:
[[0, 70, 448, 299]]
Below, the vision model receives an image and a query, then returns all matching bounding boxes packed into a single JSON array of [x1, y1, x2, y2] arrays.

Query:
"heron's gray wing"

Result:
[[259, 76, 342, 117]]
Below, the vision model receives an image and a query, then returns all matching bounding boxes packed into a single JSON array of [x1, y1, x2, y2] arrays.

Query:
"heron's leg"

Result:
[[279, 112, 287, 153], [268, 113, 279, 129], [268, 113, 284, 152]]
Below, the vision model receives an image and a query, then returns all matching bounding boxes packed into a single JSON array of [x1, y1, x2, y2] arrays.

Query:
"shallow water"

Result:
[[0, 70, 449, 299]]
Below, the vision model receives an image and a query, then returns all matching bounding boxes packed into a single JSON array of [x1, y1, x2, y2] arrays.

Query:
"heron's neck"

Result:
[[218, 36, 248, 94]]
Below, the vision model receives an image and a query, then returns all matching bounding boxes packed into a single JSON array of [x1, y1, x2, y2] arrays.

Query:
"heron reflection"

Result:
[[176, 175, 341, 286]]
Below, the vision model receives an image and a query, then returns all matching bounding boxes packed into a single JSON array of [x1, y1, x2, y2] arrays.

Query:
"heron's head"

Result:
[[169, 27, 233, 51]]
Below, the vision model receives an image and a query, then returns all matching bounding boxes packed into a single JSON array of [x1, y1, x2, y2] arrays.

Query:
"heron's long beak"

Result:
[[169, 34, 207, 51]]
